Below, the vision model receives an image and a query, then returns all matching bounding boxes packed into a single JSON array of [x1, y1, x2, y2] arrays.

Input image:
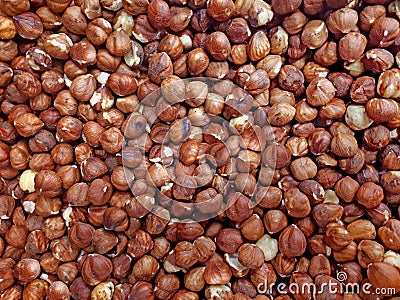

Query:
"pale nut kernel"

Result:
[[345, 105, 374, 131], [256, 234, 278, 261], [19, 169, 37, 193]]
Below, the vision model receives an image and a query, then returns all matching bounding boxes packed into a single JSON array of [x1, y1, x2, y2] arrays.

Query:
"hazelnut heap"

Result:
[[0, 0, 399, 299]]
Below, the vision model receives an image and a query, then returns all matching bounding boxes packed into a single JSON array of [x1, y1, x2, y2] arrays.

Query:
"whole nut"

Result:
[[70, 74, 96, 101], [247, 31, 270, 62], [187, 48, 209, 76], [61, 6, 87, 35], [367, 262, 400, 293], [148, 52, 173, 84], [338, 33, 367, 62], [326, 8, 358, 34], [13, 258, 41, 284], [301, 20, 328, 49], [106, 29, 132, 57], [369, 17, 399, 48], [306, 77, 335, 106], [206, 0, 234, 22], [86, 18, 112, 45], [278, 225, 306, 257], [204, 260, 232, 285], [82, 254, 113, 286], [205, 31, 231, 61], [237, 243, 264, 270], [147, 0, 171, 29]]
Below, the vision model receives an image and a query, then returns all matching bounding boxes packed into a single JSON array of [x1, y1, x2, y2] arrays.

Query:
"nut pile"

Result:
[[0, 0, 400, 299]]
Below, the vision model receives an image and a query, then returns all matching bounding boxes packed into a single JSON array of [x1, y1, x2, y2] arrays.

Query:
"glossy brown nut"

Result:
[[278, 225, 306, 258]]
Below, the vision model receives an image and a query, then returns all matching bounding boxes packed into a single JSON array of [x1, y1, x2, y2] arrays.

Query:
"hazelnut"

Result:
[[70, 74, 96, 101], [362, 49, 394, 73], [106, 29, 132, 57], [359, 5, 386, 32], [347, 219, 376, 241], [187, 48, 209, 76], [301, 20, 328, 49], [206, 0, 234, 22], [267, 103, 296, 126], [339, 32, 367, 62], [237, 243, 264, 270], [278, 65, 304, 92], [13, 258, 41, 284], [204, 260, 232, 285], [147, 0, 171, 29], [247, 31, 270, 62], [206, 32, 231, 61], [369, 17, 400, 48], [326, 8, 358, 34], [278, 225, 306, 257], [158, 34, 183, 60], [290, 157, 317, 181], [70, 39, 97, 67], [306, 77, 336, 106], [377, 69, 400, 99], [148, 52, 173, 84], [367, 262, 400, 293], [86, 18, 112, 45], [82, 254, 113, 286]]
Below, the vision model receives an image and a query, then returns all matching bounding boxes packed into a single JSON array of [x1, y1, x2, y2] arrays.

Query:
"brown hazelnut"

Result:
[[13, 258, 41, 284], [367, 262, 400, 293], [369, 17, 400, 48], [13, 12, 43, 40], [290, 157, 317, 181], [306, 77, 335, 106], [204, 260, 232, 285], [278, 225, 306, 257], [61, 6, 87, 35], [147, 0, 170, 29], [362, 49, 394, 73], [70, 74, 96, 101], [206, 0, 234, 22], [86, 18, 112, 46], [301, 20, 328, 49], [106, 29, 132, 57], [326, 8, 358, 34], [267, 103, 296, 126], [247, 31, 270, 62], [339, 32, 367, 62]]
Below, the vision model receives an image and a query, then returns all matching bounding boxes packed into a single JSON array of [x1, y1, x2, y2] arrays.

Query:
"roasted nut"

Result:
[[247, 31, 270, 62], [306, 77, 335, 106], [367, 262, 400, 293], [369, 17, 400, 48], [278, 225, 306, 257], [301, 20, 328, 49], [326, 8, 358, 34], [82, 254, 113, 286]]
